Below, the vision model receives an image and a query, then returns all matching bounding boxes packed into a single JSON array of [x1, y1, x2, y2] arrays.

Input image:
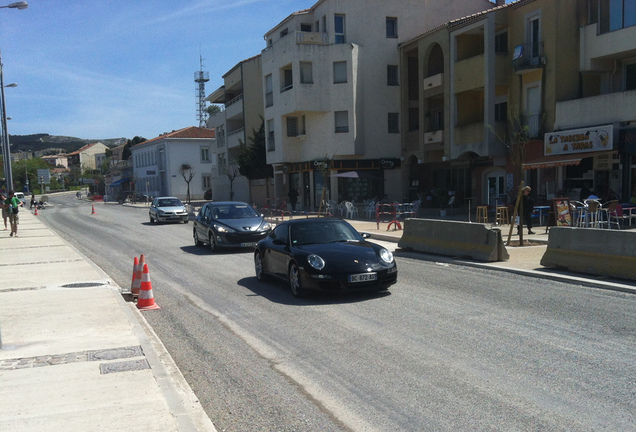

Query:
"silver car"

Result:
[[149, 197, 188, 224]]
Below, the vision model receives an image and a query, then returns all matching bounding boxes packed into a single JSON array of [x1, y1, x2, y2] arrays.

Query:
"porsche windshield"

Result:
[[290, 221, 362, 246]]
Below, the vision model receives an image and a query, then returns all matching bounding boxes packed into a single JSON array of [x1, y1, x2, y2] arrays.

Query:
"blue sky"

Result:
[[0, 0, 506, 142]]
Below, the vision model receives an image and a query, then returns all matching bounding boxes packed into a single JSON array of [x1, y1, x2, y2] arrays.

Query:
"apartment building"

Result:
[[67, 142, 110, 171], [206, 55, 264, 204], [550, 0, 636, 202], [401, 0, 636, 209], [261, 0, 494, 210], [131, 126, 215, 200]]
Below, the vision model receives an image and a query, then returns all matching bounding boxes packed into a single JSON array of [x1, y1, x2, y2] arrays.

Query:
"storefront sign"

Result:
[[544, 125, 613, 155], [472, 156, 493, 167], [619, 128, 636, 153]]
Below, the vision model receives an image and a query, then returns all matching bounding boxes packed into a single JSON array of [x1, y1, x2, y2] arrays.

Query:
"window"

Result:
[[387, 65, 399, 86], [495, 31, 508, 53], [280, 28, 289, 38], [216, 124, 225, 148], [218, 153, 226, 176], [287, 115, 306, 137], [528, 16, 540, 58], [430, 108, 444, 131], [333, 61, 347, 83], [281, 65, 293, 92], [301, 23, 312, 32], [600, 0, 636, 32], [335, 14, 345, 44], [265, 74, 273, 107], [300, 62, 313, 84], [386, 17, 398, 38], [202, 175, 211, 189], [388, 113, 399, 133], [322, 15, 327, 33], [626, 63, 636, 90], [267, 119, 275, 151], [315, 20, 320, 32], [495, 102, 508, 122], [200, 146, 210, 162], [334, 111, 349, 133]]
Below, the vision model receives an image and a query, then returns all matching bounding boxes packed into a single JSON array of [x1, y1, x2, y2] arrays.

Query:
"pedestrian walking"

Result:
[[1, 193, 8, 230], [287, 187, 299, 211], [30, 193, 36, 209], [4, 190, 23, 237], [518, 186, 535, 235]]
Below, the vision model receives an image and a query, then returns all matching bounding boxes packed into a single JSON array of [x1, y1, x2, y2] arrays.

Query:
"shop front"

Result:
[[283, 158, 401, 211], [523, 124, 618, 202]]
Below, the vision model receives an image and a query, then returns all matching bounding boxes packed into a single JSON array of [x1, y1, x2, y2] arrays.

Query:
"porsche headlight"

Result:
[[214, 224, 235, 233], [379, 248, 394, 264], [307, 254, 325, 270]]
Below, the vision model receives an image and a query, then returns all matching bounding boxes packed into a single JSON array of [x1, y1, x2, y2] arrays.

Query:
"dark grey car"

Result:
[[193, 201, 272, 252]]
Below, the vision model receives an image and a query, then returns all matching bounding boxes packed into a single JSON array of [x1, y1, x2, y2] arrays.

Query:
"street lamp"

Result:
[[0, 0, 27, 191], [0, 2, 28, 9]]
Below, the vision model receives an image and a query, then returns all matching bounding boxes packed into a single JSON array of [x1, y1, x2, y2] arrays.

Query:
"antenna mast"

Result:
[[195, 53, 209, 127]]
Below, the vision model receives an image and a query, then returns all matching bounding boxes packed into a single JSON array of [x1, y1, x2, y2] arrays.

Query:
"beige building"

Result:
[[261, 0, 495, 210], [207, 54, 264, 204], [67, 142, 110, 171], [400, 0, 636, 211]]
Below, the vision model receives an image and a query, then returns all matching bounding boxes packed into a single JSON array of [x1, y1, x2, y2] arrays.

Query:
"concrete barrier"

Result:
[[541, 227, 636, 280], [398, 219, 509, 262]]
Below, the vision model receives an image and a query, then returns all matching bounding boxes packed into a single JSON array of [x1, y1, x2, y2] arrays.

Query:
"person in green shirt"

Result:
[[4, 190, 23, 237]]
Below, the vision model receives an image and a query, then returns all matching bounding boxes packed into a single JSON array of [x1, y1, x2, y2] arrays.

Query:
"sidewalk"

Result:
[[0, 211, 217, 432], [345, 218, 636, 294]]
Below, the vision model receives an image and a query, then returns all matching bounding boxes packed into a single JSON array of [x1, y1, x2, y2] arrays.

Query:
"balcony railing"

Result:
[[512, 42, 545, 70], [225, 93, 243, 108], [295, 31, 329, 45]]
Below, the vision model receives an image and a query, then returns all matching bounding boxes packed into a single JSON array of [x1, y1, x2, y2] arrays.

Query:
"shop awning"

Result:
[[522, 151, 608, 170], [109, 177, 130, 186]]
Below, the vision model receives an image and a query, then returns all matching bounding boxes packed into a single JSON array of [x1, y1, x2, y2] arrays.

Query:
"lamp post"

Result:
[[0, 1, 27, 192]]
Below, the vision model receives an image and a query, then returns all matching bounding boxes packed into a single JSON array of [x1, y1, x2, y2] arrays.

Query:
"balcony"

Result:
[[224, 94, 243, 120], [512, 42, 545, 73], [555, 90, 636, 131], [423, 73, 443, 96], [581, 24, 636, 71], [226, 128, 245, 149], [295, 31, 329, 45], [455, 54, 484, 93], [424, 129, 443, 145]]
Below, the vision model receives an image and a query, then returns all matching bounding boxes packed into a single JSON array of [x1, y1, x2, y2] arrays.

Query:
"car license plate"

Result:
[[241, 242, 256, 247], [348, 272, 377, 283]]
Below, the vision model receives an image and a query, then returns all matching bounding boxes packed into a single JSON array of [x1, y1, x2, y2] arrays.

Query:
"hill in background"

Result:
[[10, 134, 127, 154]]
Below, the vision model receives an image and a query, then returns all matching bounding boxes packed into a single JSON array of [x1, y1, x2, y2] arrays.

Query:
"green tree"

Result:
[[237, 119, 272, 180], [123, 136, 146, 160]]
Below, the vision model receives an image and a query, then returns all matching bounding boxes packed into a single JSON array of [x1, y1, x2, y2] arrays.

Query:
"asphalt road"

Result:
[[38, 194, 636, 432]]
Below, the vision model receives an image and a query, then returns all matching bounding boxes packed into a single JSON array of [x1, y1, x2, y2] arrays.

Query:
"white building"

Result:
[[131, 126, 215, 200], [261, 0, 495, 209], [206, 54, 264, 205]]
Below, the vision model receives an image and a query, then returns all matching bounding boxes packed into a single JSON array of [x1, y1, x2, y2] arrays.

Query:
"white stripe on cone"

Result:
[[137, 263, 160, 310]]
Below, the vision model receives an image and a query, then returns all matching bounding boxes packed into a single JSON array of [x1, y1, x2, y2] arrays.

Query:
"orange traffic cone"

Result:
[[137, 263, 160, 310], [129, 256, 139, 295], [91, 204, 96, 215], [132, 254, 144, 297], [34, 207, 39, 216]]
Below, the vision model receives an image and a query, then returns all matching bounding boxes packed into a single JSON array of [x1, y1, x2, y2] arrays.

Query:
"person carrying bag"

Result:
[[5, 190, 23, 237]]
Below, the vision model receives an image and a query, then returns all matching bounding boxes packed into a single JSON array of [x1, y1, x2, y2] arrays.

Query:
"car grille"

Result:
[[226, 231, 268, 243]]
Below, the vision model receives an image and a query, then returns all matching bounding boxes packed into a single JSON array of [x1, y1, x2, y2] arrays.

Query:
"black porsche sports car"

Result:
[[254, 218, 397, 297], [193, 201, 272, 252]]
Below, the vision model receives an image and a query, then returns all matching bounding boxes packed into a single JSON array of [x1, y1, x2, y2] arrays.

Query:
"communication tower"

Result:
[[195, 54, 210, 128]]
